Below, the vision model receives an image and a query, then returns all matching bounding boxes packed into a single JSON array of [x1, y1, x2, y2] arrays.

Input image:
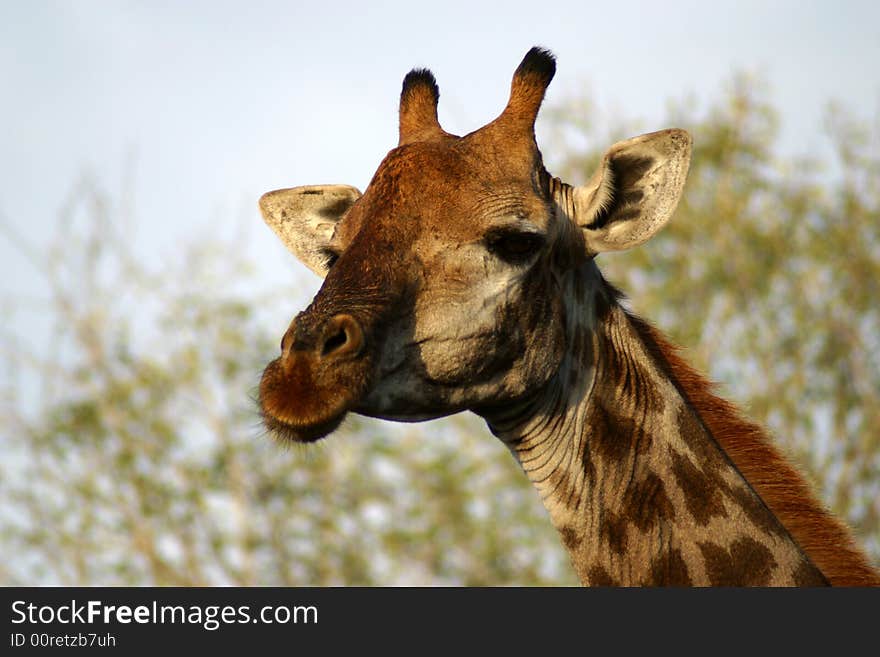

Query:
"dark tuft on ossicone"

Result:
[[401, 68, 439, 103], [514, 47, 556, 85], [398, 68, 444, 145]]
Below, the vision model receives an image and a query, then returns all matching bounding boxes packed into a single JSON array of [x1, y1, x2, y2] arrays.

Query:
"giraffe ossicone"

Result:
[[258, 47, 879, 586]]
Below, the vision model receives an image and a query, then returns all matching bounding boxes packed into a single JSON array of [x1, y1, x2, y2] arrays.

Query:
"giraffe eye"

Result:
[[322, 250, 340, 269], [485, 229, 545, 264]]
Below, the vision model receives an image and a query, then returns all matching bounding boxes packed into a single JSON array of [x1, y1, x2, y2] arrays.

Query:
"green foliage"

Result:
[[1, 76, 877, 584]]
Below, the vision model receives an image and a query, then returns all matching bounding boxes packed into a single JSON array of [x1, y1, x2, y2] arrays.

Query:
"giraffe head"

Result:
[[258, 48, 692, 442]]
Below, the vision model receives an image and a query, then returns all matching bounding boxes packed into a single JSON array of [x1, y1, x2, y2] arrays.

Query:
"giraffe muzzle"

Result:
[[259, 313, 373, 443]]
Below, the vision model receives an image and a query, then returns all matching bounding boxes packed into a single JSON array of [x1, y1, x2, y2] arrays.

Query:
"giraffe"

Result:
[[257, 48, 880, 586]]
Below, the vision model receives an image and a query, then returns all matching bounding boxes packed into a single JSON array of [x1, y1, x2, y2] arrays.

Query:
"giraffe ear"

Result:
[[571, 129, 692, 255], [259, 185, 362, 277]]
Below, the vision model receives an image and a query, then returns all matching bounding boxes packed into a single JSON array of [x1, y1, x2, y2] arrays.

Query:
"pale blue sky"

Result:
[[1, 0, 879, 369]]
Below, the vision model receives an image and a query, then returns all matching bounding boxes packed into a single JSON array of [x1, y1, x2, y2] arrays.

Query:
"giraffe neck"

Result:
[[482, 262, 828, 586]]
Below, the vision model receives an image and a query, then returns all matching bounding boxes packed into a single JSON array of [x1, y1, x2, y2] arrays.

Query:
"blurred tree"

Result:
[[1, 76, 877, 584]]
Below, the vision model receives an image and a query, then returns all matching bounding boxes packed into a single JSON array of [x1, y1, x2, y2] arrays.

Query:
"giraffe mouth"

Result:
[[260, 408, 348, 444], [258, 350, 372, 443]]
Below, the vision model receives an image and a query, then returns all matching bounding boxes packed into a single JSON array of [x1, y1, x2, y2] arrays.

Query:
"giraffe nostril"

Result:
[[320, 314, 364, 359], [322, 326, 349, 355]]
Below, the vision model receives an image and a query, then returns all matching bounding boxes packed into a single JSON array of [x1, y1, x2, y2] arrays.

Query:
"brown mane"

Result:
[[627, 310, 880, 586]]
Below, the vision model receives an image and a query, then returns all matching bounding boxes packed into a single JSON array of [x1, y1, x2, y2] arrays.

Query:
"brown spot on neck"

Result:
[[624, 471, 676, 532], [644, 547, 692, 586], [670, 451, 729, 526], [698, 537, 776, 586], [587, 565, 620, 586], [587, 401, 653, 464], [600, 511, 629, 556], [559, 525, 582, 550]]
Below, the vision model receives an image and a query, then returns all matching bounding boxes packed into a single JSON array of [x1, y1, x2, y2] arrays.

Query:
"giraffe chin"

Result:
[[261, 411, 348, 444]]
